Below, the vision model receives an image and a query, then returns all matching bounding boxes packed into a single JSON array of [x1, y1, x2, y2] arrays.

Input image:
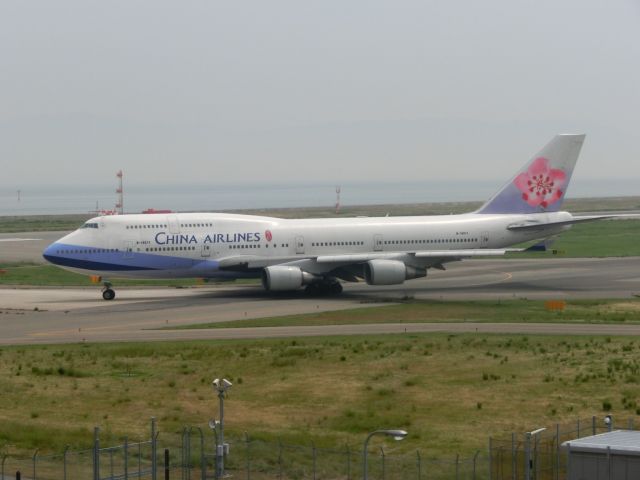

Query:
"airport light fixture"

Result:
[[604, 415, 613, 431], [210, 378, 232, 479], [363, 429, 408, 480]]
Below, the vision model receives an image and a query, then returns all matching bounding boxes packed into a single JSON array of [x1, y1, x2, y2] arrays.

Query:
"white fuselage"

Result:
[[43, 211, 572, 280]]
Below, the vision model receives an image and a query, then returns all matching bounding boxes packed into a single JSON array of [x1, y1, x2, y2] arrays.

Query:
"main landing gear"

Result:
[[102, 281, 116, 301], [304, 280, 343, 296]]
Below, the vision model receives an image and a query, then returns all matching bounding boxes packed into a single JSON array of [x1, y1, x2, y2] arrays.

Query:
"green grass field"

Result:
[[1, 334, 639, 458], [169, 299, 640, 330]]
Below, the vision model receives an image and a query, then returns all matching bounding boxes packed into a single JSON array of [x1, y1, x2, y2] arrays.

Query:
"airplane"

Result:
[[42, 134, 633, 300]]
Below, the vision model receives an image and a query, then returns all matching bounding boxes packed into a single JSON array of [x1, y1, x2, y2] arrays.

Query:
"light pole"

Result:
[[209, 378, 232, 479], [362, 429, 407, 480], [525, 428, 546, 480]]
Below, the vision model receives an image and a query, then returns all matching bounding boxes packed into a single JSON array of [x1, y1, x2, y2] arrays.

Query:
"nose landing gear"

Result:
[[102, 282, 116, 301]]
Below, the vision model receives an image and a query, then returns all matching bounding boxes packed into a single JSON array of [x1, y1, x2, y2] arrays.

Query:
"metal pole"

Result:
[[455, 453, 459, 480], [124, 437, 129, 480], [15, 471, 20, 480], [525, 432, 531, 480], [63, 446, 70, 480], [151, 417, 158, 480], [219, 391, 225, 479], [473, 451, 479, 480], [511, 433, 516, 480], [380, 447, 385, 480], [311, 441, 317, 480], [94, 427, 100, 480], [592, 416, 596, 435], [165, 448, 170, 480], [346, 445, 351, 480], [244, 432, 250, 480], [363, 432, 375, 480], [278, 439, 283, 480], [555, 424, 560, 480], [1, 454, 6, 480], [32, 448, 38, 480], [416, 450, 421, 480], [110, 449, 114, 480]]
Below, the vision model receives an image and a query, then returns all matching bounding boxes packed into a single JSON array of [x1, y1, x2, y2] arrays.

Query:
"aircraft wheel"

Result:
[[102, 288, 116, 301], [330, 282, 343, 294]]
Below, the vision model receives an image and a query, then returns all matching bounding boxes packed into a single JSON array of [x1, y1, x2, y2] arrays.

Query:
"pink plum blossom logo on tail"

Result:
[[513, 157, 566, 209]]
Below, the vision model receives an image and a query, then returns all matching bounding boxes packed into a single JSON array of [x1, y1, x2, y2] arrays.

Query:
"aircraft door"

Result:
[[373, 234, 383, 251], [481, 231, 489, 246], [201, 245, 211, 257], [168, 215, 180, 234], [123, 240, 135, 259], [295, 236, 305, 254]]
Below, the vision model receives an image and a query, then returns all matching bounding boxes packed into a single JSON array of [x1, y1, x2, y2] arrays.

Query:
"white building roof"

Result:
[[562, 430, 640, 456]]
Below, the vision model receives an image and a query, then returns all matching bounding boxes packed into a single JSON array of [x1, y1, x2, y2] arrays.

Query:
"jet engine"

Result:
[[261, 266, 318, 291], [364, 259, 426, 285]]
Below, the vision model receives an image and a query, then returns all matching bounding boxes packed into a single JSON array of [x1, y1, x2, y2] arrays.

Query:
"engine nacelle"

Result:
[[364, 259, 426, 285], [261, 266, 318, 291]]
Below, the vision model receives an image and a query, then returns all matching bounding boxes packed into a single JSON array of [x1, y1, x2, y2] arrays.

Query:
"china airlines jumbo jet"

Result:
[[43, 134, 629, 300]]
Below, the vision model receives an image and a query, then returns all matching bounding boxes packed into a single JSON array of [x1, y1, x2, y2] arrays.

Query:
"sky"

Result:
[[1, 0, 639, 192]]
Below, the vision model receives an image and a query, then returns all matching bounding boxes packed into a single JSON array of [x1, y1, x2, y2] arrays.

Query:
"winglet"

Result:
[[477, 134, 586, 214]]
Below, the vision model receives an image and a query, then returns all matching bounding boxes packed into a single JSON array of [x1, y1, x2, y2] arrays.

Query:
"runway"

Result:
[[1, 256, 639, 345]]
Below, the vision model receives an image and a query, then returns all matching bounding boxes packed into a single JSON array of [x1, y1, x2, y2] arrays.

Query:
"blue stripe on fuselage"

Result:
[[43, 242, 218, 272]]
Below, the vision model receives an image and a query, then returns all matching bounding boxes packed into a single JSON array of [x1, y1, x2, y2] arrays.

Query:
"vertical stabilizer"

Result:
[[477, 134, 585, 214]]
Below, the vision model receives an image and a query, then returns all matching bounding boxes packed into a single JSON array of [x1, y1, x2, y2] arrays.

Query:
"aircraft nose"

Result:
[[42, 242, 60, 263]]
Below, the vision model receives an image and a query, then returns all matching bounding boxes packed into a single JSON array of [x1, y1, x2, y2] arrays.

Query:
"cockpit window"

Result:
[[81, 222, 99, 229]]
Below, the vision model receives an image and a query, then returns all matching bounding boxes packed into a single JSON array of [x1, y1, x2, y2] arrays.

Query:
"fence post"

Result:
[[555, 423, 560, 480], [1, 454, 5, 480], [278, 438, 283, 480], [576, 418, 580, 438], [380, 447, 385, 480], [124, 437, 129, 480], [592, 416, 596, 436], [110, 448, 115, 480], [629, 417, 634, 430], [244, 432, 250, 480], [489, 437, 492, 480], [15, 471, 20, 480], [32, 448, 39, 480], [416, 450, 421, 480], [473, 451, 479, 480], [455, 453, 460, 480], [165, 448, 170, 480], [512, 432, 517, 480], [181, 427, 187, 480], [63, 446, 70, 480], [151, 417, 158, 480], [345, 444, 351, 480], [93, 426, 100, 480], [311, 441, 317, 480]]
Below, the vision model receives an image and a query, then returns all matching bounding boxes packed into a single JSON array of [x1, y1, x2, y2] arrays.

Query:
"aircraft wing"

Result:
[[217, 248, 521, 272], [507, 214, 640, 231]]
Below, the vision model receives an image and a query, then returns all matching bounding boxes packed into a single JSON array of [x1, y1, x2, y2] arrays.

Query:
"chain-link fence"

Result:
[[0, 418, 486, 480], [489, 416, 637, 480]]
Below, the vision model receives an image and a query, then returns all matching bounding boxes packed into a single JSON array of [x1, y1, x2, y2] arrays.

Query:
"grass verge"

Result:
[[166, 299, 640, 330], [1, 334, 639, 458]]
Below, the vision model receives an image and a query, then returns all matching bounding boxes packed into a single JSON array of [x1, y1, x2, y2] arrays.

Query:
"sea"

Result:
[[0, 179, 638, 216]]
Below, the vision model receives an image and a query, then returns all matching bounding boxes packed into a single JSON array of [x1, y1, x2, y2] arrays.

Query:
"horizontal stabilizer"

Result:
[[507, 214, 640, 231]]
